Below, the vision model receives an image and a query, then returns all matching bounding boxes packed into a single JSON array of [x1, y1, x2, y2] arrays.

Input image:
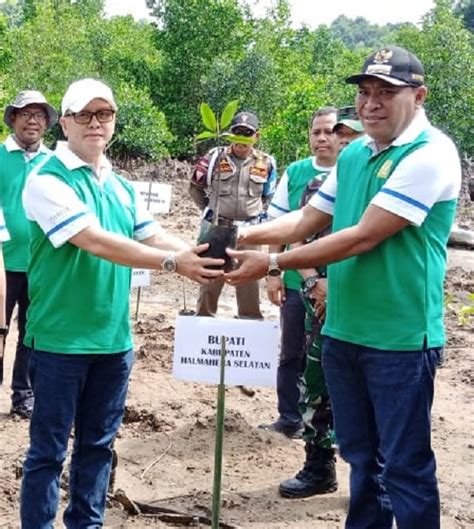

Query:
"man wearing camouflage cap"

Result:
[[332, 106, 365, 151], [0, 90, 57, 419]]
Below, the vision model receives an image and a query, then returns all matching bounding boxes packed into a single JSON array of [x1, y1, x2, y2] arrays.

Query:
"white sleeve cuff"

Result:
[[134, 219, 160, 241], [308, 192, 334, 216], [48, 212, 97, 248], [371, 191, 426, 227]]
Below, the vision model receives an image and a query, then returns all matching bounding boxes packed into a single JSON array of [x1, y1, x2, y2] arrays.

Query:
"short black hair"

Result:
[[309, 106, 337, 128]]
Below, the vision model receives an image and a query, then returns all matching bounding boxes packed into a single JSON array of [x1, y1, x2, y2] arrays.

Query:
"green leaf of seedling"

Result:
[[220, 99, 239, 130], [196, 130, 217, 140], [200, 102, 217, 132], [222, 132, 256, 145]]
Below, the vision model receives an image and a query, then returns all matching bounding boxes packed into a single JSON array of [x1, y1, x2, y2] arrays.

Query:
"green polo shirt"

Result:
[[25, 155, 136, 354], [322, 130, 458, 350], [284, 157, 332, 290], [0, 141, 50, 271]]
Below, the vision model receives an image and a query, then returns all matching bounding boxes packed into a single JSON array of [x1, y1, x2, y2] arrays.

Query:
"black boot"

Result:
[[279, 443, 338, 498]]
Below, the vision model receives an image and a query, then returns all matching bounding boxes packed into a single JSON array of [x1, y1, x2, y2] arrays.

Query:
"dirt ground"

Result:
[[0, 167, 472, 528]]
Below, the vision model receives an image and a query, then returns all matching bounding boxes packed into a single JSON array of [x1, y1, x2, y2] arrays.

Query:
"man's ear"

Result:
[[415, 86, 428, 107], [59, 116, 68, 138]]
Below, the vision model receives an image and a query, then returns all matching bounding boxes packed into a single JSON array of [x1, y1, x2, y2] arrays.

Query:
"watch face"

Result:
[[268, 268, 281, 277], [163, 256, 177, 273]]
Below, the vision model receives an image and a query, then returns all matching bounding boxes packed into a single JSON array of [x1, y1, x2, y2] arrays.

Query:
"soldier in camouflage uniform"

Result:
[[189, 111, 277, 318]]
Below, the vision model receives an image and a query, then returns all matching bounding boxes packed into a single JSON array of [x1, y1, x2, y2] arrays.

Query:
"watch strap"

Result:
[[267, 253, 282, 276]]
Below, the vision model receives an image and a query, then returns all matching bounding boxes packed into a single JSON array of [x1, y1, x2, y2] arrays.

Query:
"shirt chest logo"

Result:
[[377, 160, 393, 179]]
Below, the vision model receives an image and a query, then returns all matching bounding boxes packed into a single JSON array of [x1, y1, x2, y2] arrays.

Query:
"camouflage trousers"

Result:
[[298, 299, 335, 448]]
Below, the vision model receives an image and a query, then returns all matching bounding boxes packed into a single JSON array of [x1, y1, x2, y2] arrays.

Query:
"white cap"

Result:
[[61, 78, 117, 115]]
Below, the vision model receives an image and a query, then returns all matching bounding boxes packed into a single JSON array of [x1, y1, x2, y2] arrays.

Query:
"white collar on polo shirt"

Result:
[[5, 134, 49, 154], [364, 109, 431, 154], [54, 141, 112, 182]]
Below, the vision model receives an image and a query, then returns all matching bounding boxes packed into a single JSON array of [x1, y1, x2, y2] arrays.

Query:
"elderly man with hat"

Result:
[[19, 78, 224, 529], [189, 110, 277, 319], [0, 90, 57, 419], [224, 46, 461, 528]]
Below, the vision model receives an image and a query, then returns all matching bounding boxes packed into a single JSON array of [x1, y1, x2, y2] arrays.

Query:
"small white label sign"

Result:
[[131, 268, 150, 288], [133, 181, 172, 214], [131, 181, 171, 287], [173, 316, 280, 387]]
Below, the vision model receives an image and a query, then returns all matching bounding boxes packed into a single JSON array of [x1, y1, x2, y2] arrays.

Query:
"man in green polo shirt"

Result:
[[278, 106, 364, 499], [225, 47, 461, 529], [0, 90, 57, 419], [19, 78, 224, 529], [260, 107, 337, 440]]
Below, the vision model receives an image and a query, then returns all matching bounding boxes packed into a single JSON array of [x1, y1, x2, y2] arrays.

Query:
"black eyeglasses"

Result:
[[231, 127, 255, 137], [65, 109, 116, 124], [17, 111, 48, 122]]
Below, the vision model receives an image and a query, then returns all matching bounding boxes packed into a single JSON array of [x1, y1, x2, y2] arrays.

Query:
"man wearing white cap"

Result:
[[0, 90, 57, 419], [19, 78, 224, 529]]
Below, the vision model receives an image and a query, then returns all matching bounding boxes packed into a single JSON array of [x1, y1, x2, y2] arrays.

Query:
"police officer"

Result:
[[190, 111, 277, 318]]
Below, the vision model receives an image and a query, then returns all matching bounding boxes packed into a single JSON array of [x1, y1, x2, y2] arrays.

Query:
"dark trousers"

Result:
[[276, 288, 306, 428], [5, 271, 33, 408], [21, 349, 134, 529], [322, 337, 441, 529]]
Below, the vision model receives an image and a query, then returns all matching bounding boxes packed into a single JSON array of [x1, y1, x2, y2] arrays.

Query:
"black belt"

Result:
[[216, 216, 235, 228], [217, 216, 259, 227]]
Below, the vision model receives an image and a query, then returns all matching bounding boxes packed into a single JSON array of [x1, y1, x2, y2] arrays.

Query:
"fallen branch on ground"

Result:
[[110, 489, 241, 528]]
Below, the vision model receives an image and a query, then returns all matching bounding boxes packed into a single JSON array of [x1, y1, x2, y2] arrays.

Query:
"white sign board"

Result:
[[173, 316, 280, 387], [131, 268, 150, 288], [131, 181, 171, 288], [132, 181, 172, 214]]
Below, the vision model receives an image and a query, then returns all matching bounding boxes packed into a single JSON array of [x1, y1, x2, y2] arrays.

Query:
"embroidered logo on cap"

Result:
[[366, 64, 392, 75], [373, 49, 393, 64]]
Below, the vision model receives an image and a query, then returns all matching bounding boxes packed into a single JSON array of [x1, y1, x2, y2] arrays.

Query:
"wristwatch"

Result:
[[161, 252, 177, 273], [302, 274, 319, 297], [267, 253, 282, 277]]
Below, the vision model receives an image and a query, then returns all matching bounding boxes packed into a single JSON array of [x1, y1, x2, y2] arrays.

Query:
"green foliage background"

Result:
[[0, 0, 472, 168]]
